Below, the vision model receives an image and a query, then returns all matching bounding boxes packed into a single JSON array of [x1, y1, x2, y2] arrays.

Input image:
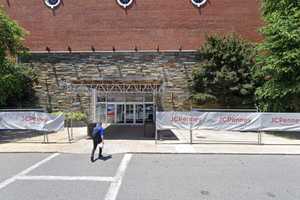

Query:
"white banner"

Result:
[[0, 112, 64, 132], [260, 113, 300, 132], [198, 112, 261, 131], [156, 112, 204, 130], [156, 112, 300, 132]]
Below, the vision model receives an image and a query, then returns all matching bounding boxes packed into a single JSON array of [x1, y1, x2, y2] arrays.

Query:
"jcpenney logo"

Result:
[[22, 116, 48, 124], [219, 116, 251, 124], [272, 117, 300, 125], [171, 116, 201, 124]]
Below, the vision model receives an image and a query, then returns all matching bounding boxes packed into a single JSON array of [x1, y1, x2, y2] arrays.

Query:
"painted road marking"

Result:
[[175, 144, 195, 153], [17, 175, 115, 182], [0, 153, 60, 190], [1, 153, 131, 200], [104, 154, 132, 200]]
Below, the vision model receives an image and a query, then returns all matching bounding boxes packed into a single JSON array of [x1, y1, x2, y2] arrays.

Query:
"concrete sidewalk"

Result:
[[1, 127, 300, 155]]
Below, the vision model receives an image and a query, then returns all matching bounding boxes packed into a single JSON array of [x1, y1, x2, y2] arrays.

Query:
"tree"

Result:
[[253, 0, 300, 112], [0, 7, 36, 107], [191, 34, 256, 108]]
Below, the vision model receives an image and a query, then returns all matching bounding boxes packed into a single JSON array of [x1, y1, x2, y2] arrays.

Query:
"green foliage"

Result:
[[261, 0, 300, 16], [253, 0, 300, 112], [191, 34, 257, 108], [0, 63, 37, 107], [52, 111, 87, 121], [0, 7, 36, 107], [65, 112, 87, 121], [0, 7, 27, 60]]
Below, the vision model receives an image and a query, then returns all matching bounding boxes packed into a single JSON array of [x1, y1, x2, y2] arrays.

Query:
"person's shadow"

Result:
[[95, 155, 112, 162]]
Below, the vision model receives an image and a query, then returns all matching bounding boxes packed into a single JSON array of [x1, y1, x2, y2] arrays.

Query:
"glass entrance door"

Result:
[[96, 102, 155, 124], [116, 104, 125, 123], [135, 104, 144, 124], [125, 104, 134, 124], [145, 104, 154, 122], [107, 104, 116, 123], [96, 103, 106, 123]]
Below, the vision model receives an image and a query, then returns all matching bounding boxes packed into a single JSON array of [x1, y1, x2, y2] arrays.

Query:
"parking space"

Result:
[[0, 180, 110, 200], [27, 153, 123, 177], [0, 153, 51, 183]]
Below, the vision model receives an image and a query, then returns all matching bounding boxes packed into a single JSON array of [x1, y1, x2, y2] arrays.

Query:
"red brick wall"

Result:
[[0, 0, 263, 51]]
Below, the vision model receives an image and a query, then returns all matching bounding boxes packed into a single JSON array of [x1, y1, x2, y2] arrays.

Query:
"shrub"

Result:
[[191, 34, 257, 108], [253, 0, 300, 112], [52, 111, 87, 122], [0, 7, 36, 107]]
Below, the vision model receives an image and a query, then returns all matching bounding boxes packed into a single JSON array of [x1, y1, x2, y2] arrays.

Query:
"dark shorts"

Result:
[[93, 135, 103, 145]]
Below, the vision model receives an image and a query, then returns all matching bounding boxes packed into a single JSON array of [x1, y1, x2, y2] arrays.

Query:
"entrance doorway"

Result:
[[69, 79, 160, 138], [95, 93, 155, 125], [84, 78, 160, 126]]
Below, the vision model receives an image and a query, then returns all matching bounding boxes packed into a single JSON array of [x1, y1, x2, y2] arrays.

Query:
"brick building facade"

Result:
[[1, 0, 262, 123]]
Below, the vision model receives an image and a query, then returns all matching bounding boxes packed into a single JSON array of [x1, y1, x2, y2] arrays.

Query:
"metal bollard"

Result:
[[43, 132, 49, 143], [190, 129, 193, 144], [257, 131, 262, 145], [155, 128, 158, 144], [67, 126, 72, 143]]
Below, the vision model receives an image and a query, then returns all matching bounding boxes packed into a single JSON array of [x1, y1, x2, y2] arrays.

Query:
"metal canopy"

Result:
[[68, 78, 162, 93]]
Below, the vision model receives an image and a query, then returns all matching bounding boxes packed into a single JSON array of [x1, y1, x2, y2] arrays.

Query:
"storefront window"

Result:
[[126, 93, 143, 102], [107, 104, 116, 123], [145, 93, 153, 102], [94, 91, 156, 124], [97, 93, 106, 102], [145, 104, 154, 122], [96, 103, 106, 122], [108, 93, 125, 102]]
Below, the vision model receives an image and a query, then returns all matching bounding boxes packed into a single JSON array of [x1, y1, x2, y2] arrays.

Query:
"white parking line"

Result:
[[104, 154, 132, 200], [17, 175, 114, 182], [0, 153, 59, 190]]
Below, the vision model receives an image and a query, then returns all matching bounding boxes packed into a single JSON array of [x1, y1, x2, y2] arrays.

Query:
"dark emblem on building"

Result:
[[117, 0, 134, 8], [44, 0, 61, 9], [191, 0, 207, 7]]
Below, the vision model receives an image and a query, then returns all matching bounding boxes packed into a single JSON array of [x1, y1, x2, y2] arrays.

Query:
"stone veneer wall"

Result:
[[20, 52, 199, 114]]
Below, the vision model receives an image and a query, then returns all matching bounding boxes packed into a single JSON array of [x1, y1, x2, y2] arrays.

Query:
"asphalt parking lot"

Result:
[[1, 153, 300, 200]]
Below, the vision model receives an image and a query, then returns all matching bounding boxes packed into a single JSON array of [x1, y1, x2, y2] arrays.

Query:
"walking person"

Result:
[[91, 122, 104, 162]]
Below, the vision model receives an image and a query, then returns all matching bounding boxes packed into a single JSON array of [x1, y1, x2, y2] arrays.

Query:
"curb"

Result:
[[2, 151, 300, 156], [126, 152, 300, 156], [0, 151, 59, 153]]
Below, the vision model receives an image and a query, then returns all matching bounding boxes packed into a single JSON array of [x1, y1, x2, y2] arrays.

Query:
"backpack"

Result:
[[92, 127, 98, 138]]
